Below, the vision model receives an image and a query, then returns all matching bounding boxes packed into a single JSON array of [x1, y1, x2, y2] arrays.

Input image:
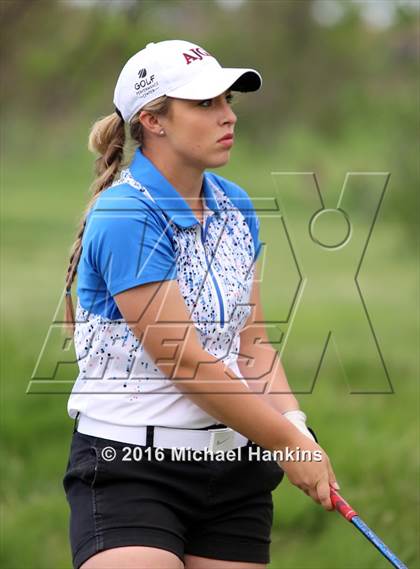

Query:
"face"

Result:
[[158, 89, 238, 170]]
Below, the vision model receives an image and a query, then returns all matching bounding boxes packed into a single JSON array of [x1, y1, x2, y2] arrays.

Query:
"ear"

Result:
[[138, 110, 163, 136]]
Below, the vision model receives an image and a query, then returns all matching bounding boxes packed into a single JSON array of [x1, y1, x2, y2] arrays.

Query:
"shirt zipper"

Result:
[[199, 215, 225, 329]]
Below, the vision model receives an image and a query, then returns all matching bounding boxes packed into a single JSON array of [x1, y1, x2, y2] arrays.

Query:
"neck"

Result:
[[141, 145, 204, 203]]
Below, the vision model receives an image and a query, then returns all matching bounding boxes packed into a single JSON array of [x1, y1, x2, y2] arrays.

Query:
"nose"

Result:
[[219, 98, 237, 127]]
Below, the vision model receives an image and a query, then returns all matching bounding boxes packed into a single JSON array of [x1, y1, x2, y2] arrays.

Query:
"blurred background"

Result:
[[1, 1, 419, 568]]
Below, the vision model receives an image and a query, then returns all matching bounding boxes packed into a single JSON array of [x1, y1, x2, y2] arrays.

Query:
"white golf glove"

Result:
[[282, 409, 317, 442]]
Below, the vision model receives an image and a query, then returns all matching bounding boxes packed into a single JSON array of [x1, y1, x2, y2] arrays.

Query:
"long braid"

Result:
[[63, 111, 125, 334], [63, 95, 170, 336]]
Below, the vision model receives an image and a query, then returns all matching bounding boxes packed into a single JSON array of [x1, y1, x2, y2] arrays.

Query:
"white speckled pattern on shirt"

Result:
[[68, 168, 255, 428]]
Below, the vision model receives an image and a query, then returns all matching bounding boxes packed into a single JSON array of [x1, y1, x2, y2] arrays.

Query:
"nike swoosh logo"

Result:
[[216, 438, 230, 445]]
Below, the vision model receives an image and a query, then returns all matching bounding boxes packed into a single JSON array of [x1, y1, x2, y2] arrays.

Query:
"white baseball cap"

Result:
[[113, 39, 262, 122]]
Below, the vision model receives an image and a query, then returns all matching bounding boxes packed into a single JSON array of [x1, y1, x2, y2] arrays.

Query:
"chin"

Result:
[[206, 152, 231, 169]]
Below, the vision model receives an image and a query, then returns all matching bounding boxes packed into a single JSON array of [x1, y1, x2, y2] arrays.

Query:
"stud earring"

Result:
[[159, 129, 165, 136]]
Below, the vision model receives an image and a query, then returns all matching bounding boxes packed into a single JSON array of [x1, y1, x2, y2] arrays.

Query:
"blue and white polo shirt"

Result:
[[67, 147, 262, 429]]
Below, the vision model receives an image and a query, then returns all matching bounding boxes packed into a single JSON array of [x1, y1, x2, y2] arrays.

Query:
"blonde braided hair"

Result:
[[63, 95, 170, 334]]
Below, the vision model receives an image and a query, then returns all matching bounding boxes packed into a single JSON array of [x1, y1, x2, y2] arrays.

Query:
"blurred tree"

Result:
[[1, 0, 417, 244]]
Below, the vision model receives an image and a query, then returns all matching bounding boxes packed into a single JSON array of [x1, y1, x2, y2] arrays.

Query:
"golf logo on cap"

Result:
[[134, 67, 159, 99]]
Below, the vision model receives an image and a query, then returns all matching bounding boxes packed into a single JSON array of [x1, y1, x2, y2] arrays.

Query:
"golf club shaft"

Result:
[[330, 487, 407, 569]]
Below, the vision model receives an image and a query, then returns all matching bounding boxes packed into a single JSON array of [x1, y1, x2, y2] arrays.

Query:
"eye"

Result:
[[198, 99, 212, 108], [197, 93, 235, 108], [226, 93, 235, 105]]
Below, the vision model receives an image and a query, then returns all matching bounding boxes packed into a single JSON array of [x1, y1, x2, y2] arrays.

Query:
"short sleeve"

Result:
[[84, 195, 177, 296]]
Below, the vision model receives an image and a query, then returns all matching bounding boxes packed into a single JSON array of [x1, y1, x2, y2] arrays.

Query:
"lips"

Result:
[[217, 133, 234, 142]]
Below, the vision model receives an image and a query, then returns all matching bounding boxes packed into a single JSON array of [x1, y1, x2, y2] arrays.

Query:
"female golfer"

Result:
[[62, 40, 339, 569]]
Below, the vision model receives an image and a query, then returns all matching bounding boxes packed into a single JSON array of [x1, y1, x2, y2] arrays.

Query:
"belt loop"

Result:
[[73, 411, 80, 434], [146, 425, 154, 447]]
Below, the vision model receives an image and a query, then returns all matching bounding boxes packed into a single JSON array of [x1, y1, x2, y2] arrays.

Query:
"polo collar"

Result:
[[129, 147, 220, 228]]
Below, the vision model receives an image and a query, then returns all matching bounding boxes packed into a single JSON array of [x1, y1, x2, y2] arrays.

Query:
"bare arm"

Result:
[[114, 278, 299, 452], [114, 276, 338, 510], [237, 261, 300, 414]]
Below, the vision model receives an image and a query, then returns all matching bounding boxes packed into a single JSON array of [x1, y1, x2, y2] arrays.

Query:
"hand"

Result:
[[276, 431, 339, 511]]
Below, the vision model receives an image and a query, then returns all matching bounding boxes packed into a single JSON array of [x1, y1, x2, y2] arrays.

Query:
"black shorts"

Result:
[[62, 430, 285, 569]]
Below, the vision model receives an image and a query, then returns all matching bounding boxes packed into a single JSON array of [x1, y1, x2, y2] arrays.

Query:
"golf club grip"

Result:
[[330, 486, 357, 520]]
